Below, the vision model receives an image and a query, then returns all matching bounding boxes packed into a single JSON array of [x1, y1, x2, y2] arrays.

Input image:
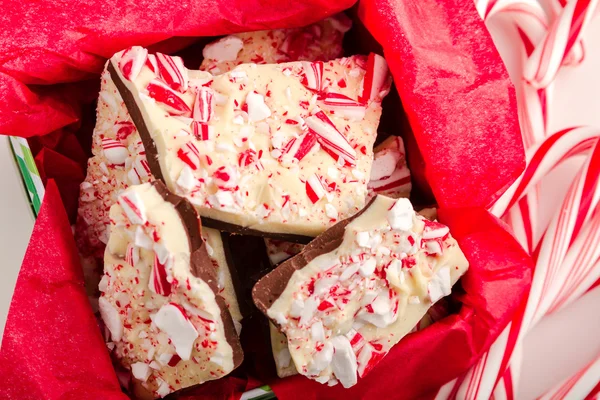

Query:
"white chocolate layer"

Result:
[[101, 183, 237, 398], [110, 48, 390, 237], [267, 196, 468, 387]]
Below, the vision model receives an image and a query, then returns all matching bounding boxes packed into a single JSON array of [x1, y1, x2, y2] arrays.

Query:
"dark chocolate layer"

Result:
[[107, 61, 164, 182], [252, 196, 377, 322], [202, 217, 314, 244], [150, 181, 243, 369]]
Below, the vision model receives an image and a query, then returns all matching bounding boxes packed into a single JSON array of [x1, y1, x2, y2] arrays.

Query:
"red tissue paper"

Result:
[[0, 182, 128, 400], [0, 0, 531, 399]]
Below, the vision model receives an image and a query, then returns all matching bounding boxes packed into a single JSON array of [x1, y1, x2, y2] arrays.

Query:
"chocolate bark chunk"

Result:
[[109, 60, 315, 244], [107, 48, 391, 240], [150, 181, 243, 369], [252, 196, 376, 317]]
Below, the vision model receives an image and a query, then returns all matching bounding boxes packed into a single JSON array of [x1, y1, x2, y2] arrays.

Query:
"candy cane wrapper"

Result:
[[0, 0, 531, 399]]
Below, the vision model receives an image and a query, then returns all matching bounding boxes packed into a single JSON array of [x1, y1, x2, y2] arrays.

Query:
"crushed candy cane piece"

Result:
[[119, 46, 147, 81], [101, 138, 128, 165], [153, 303, 199, 360], [387, 198, 414, 231], [146, 79, 191, 116], [306, 110, 356, 166], [155, 53, 188, 92], [306, 174, 326, 203]]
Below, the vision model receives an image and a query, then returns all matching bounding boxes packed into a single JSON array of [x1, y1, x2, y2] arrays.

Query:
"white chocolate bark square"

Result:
[[108, 47, 391, 237], [257, 196, 469, 388], [200, 14, 351, 74], [76, 70, 242, 325], [100, 182, 242, 398]]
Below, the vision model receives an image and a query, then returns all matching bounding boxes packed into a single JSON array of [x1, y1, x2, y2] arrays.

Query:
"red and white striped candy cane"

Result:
[[435, 1, 600, 398], [524, 0, 599, 89], [482, 0, 551, 149], [538, 351, 600, 400], [546, 0, 588, 65]]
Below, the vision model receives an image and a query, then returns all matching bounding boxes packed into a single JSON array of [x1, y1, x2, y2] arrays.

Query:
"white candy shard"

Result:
[[370, 148, 402, 181], [153, 303, 199, 361], [307, 341, 333, 375], [131, 362, 152, 382], [428, 266, 451, 303], [276, 347, 292, 368], [311, 321, 325, 342], [358, 256, 376, 275], [385, 259, 405, 289], [99, 296, 123, 342], [202, 36, 244, 62], [246, 91, 272, 122], [355, 231, 370, 247], [330, 336, 358, 388], [387, 198, 414, 231]]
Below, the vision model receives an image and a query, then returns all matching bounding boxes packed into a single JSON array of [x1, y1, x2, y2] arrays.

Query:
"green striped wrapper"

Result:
[[9, 136, 45, 216]]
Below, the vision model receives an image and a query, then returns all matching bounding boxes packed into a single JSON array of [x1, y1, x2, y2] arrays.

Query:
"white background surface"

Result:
[[0, 11, 599, 398], [0, 137, 35, 339]]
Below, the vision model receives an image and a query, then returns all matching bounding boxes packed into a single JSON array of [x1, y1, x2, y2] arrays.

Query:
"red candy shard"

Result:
[[300, 61, 324, 92], [155, 52, 188, 92], [368, 167, 411, 192], [150, 253, 171, 296], [318, 92, 366, 120], [346, 329, 366, 352], [192, 87, 214, 123], [357, 343, 386, 378], [317, 300, 334, 311], [115, 121, 136, 140], [306, 110, 356, 165], [282, 131, 318, 162], [238, 149, 257, 167], [146, 79, 191, 116], [192, 121, 212, 141], [167, 354, 182, 367], [145, 54, 158, 73], [359, 53, 390, 104], [177, 142, 201, 170], [422, 219, 450, 239], [306, 173, 326, 204], [125, 244, 137, 266], [119, 46, 148, 81]]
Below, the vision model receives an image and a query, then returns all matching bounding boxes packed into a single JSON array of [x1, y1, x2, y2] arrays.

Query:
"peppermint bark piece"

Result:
[[76, 66, 242, 327], [253, 195, 469, 388], [108, 47, 391, 239], [200, 14, 351, 74], [367, 135, 411, 199], [100, 182, 243, 398]]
